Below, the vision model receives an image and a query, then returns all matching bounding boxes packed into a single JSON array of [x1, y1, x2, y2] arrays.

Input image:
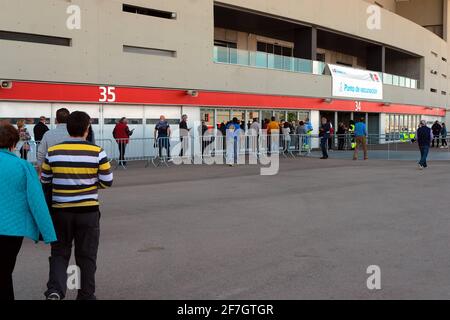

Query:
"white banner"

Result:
[[329, 64, 383, 100]]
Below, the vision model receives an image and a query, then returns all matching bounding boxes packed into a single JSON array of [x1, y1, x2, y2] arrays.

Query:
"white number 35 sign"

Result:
[[99, 86, 116, 102]]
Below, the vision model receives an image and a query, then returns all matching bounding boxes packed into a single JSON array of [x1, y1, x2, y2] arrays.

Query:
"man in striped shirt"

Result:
[[41, 111, 113, 301]]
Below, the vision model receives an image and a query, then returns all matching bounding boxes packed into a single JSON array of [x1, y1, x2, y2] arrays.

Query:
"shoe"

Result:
[[353, 158, 358, 161], [418, 164, 424, 170], [46, 293, 61, 301], [168, 158, 174, 163], [320, 157, 328, 160], [228, 164, 234, 167]]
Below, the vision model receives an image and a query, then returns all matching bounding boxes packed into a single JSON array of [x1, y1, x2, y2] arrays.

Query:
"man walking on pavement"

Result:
[[41, 111, 113, 300], [353, 117, 368, 161], [417, 120, 433, 169], [319, 117, 331, 159], [37, 108, 71, 209]]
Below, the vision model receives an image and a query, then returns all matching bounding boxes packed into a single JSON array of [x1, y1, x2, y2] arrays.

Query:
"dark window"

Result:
[[256, 41, 293, 57], [283, 47, 293, 57], [274, 45, 282, 56], [430, 88, 437, 93], [104, 118, 143, 125], [123, 45, 176, 57], [214, 40, 237, 49], [257, 42, 266, 52], [123, 4, 176, 19], [0, 30, 71, 46], [336, 61, 353, 67], [214, 40, 237, 64], [316, 53, 326, 62], [0, 118, 53, 125], [146, 119, 179, 125]]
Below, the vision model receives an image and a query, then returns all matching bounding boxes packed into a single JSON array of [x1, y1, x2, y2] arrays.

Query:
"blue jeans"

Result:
[[320, 136, 329, 158], [419, 145, 429, 167]]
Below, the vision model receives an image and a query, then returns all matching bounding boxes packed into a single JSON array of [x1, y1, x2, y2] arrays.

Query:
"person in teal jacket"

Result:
[[0, 123, 57, 301]]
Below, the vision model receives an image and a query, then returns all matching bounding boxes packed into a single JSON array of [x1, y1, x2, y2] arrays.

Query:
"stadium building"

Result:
[[0, 0, 449, 141]]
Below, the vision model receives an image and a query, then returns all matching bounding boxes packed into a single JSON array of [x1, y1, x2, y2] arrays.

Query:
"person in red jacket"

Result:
[[113, 117, 134, 167]]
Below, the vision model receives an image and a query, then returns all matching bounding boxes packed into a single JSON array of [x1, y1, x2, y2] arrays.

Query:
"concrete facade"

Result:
[[0, 0, 448, 107], [0, 0, 448, 132]]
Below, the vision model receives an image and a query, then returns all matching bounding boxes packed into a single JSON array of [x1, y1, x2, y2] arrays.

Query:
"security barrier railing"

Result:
[[14, 141, 40, 163], [26, 133, 450, 168]]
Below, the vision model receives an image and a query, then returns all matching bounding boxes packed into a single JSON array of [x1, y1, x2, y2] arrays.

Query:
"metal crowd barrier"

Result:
[[27, 132, 450, 169], [15, 141, 39, 164]]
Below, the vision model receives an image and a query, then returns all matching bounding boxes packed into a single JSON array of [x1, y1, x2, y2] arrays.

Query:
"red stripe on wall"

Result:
[[0, 81, 446, 117]]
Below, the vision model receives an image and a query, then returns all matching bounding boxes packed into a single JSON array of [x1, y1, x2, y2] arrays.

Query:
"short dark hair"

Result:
[[67, 111, 91, 137], [271, 116, 276, 121], [0, 123, 20, 149], [56, 108, 70, 124]]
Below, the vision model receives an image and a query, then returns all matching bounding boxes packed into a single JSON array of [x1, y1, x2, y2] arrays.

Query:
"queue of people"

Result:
[[9, 114, 448, 167], [0, 108, 113, 301]]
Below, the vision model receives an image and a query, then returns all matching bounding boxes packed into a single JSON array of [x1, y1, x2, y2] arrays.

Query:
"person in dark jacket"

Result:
[[155, 115, 172, 161], [441, 123, 447, 148], [417, 120, 433, 169], [33, 116, 49, 143], [319, 117, 331, 159], [431, 121, 442, 148]]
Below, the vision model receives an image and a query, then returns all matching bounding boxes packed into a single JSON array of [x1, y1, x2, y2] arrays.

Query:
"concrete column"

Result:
[[380, 113, 386, 144], [365, 112, 369, 135], [310, 110, 320, 149], [311, 27, 317, 61]]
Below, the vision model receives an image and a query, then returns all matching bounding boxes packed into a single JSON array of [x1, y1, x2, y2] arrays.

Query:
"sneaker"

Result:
[[418, 164, 424, 170], [168, 158, 174, 163], [46, 293, 61, 301], [320, 157, 328, 160]]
